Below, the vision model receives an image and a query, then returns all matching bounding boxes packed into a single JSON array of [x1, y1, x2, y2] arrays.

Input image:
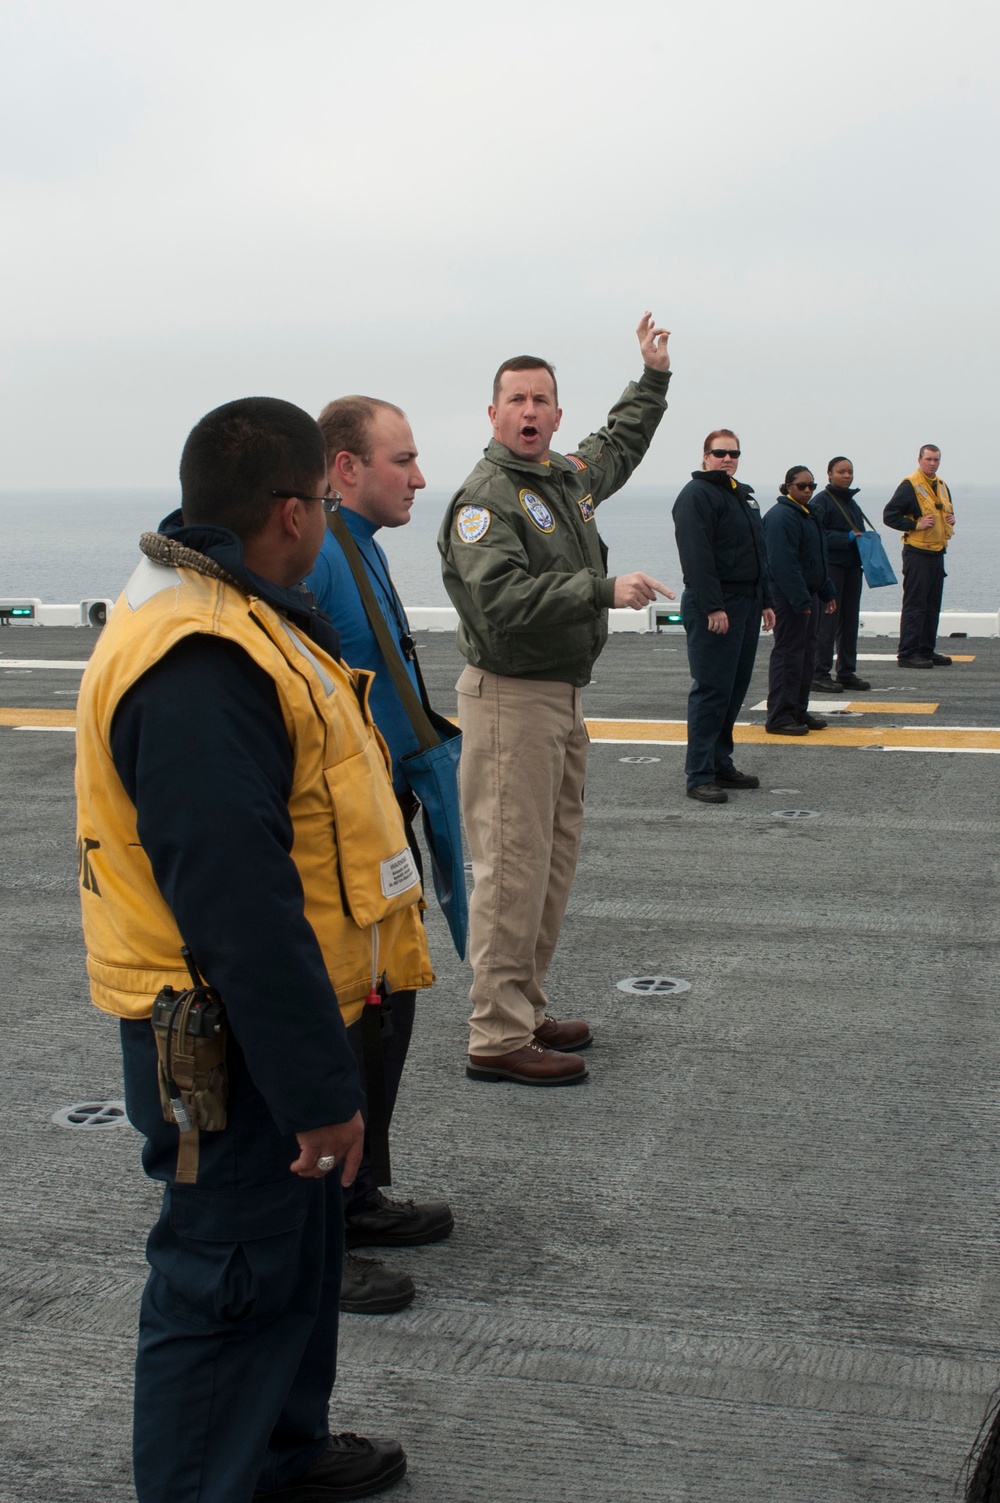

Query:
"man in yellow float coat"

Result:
[[75, 397, 431, 1503], [883, 443, 956, 668]]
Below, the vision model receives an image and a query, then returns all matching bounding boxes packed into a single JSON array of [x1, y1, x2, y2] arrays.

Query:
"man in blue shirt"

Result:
[[306, 396, 453, 1316]]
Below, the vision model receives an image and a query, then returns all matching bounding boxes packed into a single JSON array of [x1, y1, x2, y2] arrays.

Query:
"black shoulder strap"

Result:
[[325, 511, 440, 751], [825, 490, 875, 534]]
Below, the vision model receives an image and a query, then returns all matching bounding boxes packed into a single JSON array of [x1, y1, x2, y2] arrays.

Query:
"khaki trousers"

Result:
[[456, 665, 589, 1056]]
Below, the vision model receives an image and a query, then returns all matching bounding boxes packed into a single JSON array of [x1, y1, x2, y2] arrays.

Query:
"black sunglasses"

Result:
[[791, 480, 817, 491], [271, 489, 341, 512], [708, 448, 741, 459]]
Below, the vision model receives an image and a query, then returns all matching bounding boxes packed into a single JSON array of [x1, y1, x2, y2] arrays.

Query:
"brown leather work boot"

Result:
[[466, 1039, 588, 1086], [533, 1014, 593, 1052]]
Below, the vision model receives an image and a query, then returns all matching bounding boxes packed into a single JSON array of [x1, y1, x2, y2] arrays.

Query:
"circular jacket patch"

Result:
[[456, 505, 491, 543], [519, 490, 555, 533]]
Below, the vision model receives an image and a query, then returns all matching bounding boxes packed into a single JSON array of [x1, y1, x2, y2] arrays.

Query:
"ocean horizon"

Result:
[[2, 482, 997, 616]]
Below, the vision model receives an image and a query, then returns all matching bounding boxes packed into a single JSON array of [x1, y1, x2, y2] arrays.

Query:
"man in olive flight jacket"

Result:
[[438, 312, 674, 1087]]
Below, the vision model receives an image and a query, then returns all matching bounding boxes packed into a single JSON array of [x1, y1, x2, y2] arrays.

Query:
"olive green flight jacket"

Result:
[[438, 367, 670, 685]]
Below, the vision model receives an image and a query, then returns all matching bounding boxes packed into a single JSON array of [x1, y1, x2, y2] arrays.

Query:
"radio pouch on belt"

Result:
[[150, 947, 228, 1186]]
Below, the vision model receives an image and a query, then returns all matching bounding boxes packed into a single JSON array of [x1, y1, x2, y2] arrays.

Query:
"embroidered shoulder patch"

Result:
[[565, 454, 588, 472], [578, 493, 595, 523], [456, 505, 491, 543], [746, 496, 760, 511], [519, 490, 555, 533]]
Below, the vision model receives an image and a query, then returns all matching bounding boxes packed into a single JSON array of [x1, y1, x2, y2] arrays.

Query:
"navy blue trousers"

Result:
[[815, 563, 862, 680], [121, 1020, 344, 1503], [344, 988, 415, 1213], [899, 547, 946, 659], [681, 588, 763, 788], [767, 587, 820, 729], [343, 807, 422, 1213]]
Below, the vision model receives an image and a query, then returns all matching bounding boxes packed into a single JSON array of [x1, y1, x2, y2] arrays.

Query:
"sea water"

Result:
[[1, 483, 997, 615]]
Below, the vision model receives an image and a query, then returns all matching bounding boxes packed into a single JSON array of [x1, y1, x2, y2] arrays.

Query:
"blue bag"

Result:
[[400, 708, 468, 960], [855, 529, 897, 588]]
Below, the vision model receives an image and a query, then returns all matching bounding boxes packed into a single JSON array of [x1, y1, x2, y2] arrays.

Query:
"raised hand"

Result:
[[636, 311, 671, 371]]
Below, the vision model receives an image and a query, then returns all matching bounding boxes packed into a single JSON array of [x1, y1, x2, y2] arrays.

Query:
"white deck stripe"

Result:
[[0, 660, 88, 669]]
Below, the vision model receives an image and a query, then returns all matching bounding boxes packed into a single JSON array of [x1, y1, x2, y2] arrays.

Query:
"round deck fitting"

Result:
[[616, 976, 691, 997], [52, 1101, 129, 1130]]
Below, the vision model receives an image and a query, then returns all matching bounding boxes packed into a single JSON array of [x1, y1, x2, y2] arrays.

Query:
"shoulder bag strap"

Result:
[[825, 491, 875, 534], [325, 511, 440, 751]]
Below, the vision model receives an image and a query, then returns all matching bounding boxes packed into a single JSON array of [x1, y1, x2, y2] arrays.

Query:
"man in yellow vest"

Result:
[[883, 444, 956, 668], [75, 397, 430, 1503]]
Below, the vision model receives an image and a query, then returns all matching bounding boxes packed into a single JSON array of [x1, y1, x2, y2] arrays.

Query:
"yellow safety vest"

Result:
[[75, 551, 433, 1025], [902, 470, 954, 552]]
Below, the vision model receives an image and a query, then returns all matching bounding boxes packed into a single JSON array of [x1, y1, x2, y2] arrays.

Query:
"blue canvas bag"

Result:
[[854, 528, 897, 588], [827, 494, 898, 589], [326, 512, 468, 958], [399, 705, 467, 960]]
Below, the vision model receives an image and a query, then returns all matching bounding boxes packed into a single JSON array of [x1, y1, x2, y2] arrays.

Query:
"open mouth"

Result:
[[521, 425, 539, 441]]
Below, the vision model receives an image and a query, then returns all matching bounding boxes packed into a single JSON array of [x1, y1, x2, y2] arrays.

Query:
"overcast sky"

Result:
[[1, 0, 996, 490]]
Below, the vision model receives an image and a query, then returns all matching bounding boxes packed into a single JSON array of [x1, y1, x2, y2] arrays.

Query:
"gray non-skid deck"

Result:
[[2, 626, 999, 1502]]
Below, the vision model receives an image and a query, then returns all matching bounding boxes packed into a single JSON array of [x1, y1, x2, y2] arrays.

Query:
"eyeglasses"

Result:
[[791, 481, 817, 491], [707, 448, 741, 459], [271, 489, 341, 512]]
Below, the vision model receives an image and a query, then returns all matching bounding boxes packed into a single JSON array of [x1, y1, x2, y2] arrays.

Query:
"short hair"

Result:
[[780, 465, 813, 495], [919, 443, 941, 458], [703, 428, 740, 453], [492, 357, 558, 407], [827, 455, 852, 475], [180, 397, 326, 541], [317, 395, 406, 467]]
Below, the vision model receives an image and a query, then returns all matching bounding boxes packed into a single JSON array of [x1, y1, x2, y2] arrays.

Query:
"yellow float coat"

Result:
[[902, 470, 954, 552], [75, 552, 433, 1024]]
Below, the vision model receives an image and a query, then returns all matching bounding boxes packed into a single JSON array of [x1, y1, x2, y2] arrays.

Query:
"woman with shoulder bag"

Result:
[[811, 455, 871, 694]]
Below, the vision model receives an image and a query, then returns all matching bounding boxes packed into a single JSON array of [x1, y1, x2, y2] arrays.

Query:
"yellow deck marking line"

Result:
[[4, 707, 995, 751], [854, 653, 976, 662], [585, 718, 1000, 753], [0, 708, 77, 727], [848, 701, 937, 714]]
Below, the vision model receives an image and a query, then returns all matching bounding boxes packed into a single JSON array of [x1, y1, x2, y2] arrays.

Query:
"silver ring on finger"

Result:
[[316, 1155, 337, 1172]]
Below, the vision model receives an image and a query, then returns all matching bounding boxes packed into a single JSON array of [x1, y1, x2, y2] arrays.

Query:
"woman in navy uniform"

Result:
[[672, 430, 775, 804], [762, 466, 837, 735], [811, 455, 871, 693]]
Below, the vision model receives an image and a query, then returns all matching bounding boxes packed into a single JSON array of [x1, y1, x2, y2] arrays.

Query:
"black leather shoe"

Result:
[[345, 1189, 454, 1249], [256, 1433, 406, 1500], [339, 1253, 415, 1315], [715, 769, 760, 788], [766, 722, 808, 736], [837, 673, 871, 690], [930, 652, 953, 665], [803, 713, 828, 730], [687, 782, 728, 803], [898, 656, 934, 668], [811, 675, 843, 693]]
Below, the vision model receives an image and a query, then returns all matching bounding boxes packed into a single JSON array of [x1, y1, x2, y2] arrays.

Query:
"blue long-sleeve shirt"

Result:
[[305, 509, 421, 795]]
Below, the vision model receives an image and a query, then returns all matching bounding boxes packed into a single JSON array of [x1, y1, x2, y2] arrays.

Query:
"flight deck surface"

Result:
[[2, 626, 998, 1503]]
